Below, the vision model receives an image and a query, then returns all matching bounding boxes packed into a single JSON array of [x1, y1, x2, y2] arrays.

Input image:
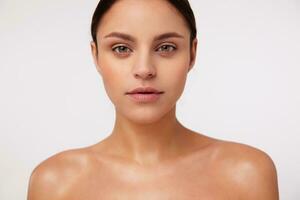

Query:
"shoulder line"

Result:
[[214, 141, 279, 199], [27, 148, 90, 200]]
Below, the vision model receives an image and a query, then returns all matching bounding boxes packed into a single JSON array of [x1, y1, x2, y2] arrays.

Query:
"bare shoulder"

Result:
[[211, 140, 279, 200], [27, 148, 92, 200]]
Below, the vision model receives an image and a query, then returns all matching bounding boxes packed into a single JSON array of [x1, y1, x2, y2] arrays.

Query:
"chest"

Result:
[[65, 167, 235, 200]]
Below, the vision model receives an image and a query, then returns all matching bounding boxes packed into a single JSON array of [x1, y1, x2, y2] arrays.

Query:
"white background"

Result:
[[0, 0, 299, 199]]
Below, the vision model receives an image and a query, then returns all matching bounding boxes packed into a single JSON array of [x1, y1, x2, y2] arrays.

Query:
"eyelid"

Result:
[[112, 43, 131, 50], [157, 42, 176, 47]]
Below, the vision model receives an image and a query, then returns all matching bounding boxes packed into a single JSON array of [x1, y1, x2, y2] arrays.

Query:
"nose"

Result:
[[132, 51, 156, 80]]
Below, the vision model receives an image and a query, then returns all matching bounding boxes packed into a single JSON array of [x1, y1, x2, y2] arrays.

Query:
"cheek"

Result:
[[97, 55, 127, 104], [167, 70, 188, 103], [159, 55, 190, 98]]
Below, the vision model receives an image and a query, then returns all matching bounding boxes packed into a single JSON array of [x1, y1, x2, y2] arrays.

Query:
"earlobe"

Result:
[[90, 41, 102, 76]]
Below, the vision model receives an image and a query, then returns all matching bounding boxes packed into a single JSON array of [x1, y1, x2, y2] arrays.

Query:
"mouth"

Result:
[[126, 91, 164, 94], [125, 87, 165, 103], [126, 93, 164, 103], [125, 87, 164, 95]]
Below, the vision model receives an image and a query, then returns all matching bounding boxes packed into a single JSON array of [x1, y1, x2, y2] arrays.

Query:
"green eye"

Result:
[[112, 45, 131, 54], [157, 44, 177, 52]]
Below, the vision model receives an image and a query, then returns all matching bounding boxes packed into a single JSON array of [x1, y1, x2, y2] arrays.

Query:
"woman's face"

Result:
[[91, 0, 197, 124]]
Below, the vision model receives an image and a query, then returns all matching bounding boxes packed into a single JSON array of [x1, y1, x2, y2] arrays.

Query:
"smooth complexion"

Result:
[[27, 0, 279, 199], [91, 0, 198, 165]]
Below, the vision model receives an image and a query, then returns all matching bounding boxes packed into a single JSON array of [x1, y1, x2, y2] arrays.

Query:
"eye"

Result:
[[157, 44, 177, 52], [112, 45, 132, 55]]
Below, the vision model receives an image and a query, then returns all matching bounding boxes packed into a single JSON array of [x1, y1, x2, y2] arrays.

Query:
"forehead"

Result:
[[97, 0, 190, 39]]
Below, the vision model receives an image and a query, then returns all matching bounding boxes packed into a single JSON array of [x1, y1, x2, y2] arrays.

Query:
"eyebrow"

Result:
[[103, 32, 184, 42]]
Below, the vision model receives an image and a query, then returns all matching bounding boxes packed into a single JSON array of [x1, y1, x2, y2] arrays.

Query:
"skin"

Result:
[[27, 0, 279, 199]]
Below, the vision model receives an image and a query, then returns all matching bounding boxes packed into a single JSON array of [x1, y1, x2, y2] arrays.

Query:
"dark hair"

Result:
[[91, 0, 197, 48]]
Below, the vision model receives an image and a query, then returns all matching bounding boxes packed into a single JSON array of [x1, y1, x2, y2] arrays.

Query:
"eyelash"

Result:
[[112, 44, 177, 55]]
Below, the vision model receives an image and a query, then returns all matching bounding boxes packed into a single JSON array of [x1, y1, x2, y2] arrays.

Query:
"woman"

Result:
[[27, 0, 279, 199]]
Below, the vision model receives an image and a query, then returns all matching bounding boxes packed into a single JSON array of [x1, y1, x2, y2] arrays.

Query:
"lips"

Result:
[[126, 87, 164, 95], [125, 87, 164, 103]]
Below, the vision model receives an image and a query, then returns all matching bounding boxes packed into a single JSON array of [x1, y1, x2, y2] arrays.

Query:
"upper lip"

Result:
[[126, 87, 164, 94]]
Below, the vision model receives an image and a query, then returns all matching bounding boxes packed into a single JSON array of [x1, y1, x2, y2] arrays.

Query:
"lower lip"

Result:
[[126, 93, 163, 103]]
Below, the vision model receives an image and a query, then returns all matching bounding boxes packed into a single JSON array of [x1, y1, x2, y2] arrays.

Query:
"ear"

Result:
[[188, 38, 198, 72], [90, 41, 102, 76]]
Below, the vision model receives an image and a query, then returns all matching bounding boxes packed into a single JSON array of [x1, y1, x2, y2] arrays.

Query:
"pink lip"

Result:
[[125, 87, 164, 103], [127, 93, 163, 103], [126, 87, 164, 95]]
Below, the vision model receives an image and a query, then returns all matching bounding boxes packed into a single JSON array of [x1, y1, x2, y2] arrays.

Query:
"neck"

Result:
[[108, 106, 186, 165]]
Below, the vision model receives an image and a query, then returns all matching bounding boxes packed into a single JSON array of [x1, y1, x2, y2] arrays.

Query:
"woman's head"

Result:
[[90, 0, 198, 124]]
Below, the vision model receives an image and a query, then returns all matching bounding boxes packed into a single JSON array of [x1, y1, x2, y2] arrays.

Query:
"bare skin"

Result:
[[27, 131, 278, 199], [27, 0, 279, 199]]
